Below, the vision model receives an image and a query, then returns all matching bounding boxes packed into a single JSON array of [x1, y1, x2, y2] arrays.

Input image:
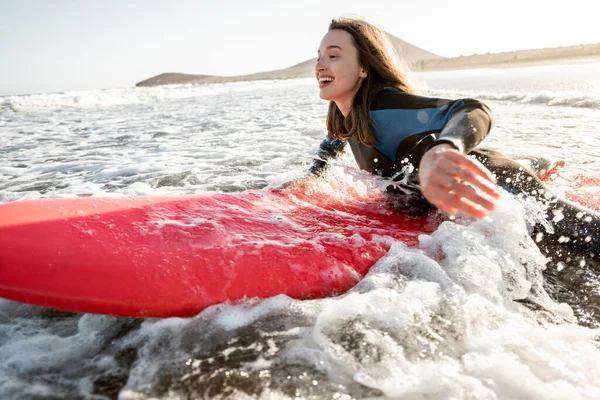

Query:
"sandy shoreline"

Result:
[[136, 42, 600, 87], [409, 44, 600, 72]]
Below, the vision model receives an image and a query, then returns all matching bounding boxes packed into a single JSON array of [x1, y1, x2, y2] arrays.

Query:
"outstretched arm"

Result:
[[419, 104, 501, 219], [427, 105, 493, 154], [308, 136, 346, 176]]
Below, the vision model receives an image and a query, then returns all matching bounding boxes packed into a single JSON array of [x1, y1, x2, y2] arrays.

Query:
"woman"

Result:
[[309, 17, 599, 269]]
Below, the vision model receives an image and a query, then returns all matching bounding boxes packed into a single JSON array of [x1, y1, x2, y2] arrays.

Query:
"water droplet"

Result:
[[552, 213, 565, 223]]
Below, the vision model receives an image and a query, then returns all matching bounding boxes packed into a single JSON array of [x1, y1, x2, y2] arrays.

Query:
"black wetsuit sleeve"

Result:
[[427, 100, 494, 154], [309, 136, 346, 176]]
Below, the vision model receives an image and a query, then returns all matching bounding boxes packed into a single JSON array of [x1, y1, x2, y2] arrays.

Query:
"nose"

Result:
[[315, 58, 325, 73]]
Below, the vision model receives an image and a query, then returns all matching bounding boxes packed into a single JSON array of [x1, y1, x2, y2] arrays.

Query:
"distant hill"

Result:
[[136, 37, 600, 88], [136, 32, 443, 87], [408, 42, 600, 71]]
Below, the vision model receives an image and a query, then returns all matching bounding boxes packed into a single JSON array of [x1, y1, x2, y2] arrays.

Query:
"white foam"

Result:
[[1, 78, 316, 111], [2, 65, 600, 399], [310, 212, 598, 398], [212, 295, 295, 331], [430, 89, 600, 110]]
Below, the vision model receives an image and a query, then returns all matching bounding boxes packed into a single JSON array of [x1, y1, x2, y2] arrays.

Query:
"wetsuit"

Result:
[[309, 87, 599, 269]]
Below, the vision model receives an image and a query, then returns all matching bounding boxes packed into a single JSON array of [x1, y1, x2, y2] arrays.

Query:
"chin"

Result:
[[319, 91, 333, 101]]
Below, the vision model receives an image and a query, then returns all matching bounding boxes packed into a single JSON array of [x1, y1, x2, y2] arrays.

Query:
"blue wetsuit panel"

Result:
[[369, 100, 466, 161]]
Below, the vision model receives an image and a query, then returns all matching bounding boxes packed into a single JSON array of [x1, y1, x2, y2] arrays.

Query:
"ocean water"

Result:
[[1, 62, 600, 399]]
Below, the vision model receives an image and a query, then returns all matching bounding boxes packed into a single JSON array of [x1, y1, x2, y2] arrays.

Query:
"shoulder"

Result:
[[369, 87, 455, 112]]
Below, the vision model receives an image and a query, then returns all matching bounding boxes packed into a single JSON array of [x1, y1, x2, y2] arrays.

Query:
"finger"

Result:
[[448, 180, 498, 211], [423, 182, 480, 217], [436, 159, 501, 199], [443, 151, 498, 184], [456, 170, 502, 199], [430, 170, 499, 202], [433, 188, 491, 219]]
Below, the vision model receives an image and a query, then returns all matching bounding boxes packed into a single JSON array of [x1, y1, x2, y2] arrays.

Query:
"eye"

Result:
[[329, 55, 337, 59]]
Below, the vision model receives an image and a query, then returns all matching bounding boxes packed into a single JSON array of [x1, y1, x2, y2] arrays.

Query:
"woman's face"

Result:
[[316, 29, 367, 114]]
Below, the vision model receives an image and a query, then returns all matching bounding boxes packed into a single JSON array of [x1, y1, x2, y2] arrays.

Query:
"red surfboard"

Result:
[[0, 185, 435, 317]]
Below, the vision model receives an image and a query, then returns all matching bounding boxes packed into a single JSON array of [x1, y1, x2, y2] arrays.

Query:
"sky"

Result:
[[1, 0, 599, 96]]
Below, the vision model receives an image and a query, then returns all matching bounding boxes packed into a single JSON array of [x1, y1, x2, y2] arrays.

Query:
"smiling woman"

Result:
[[308, 17, 600, 269], [312, 18, 500, 218]]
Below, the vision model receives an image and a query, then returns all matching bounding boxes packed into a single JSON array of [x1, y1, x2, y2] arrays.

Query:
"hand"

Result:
[[418, 144, 502, 219]]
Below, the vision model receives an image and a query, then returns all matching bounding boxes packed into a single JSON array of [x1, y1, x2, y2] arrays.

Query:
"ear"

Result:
[[359, 68, 368, 78]]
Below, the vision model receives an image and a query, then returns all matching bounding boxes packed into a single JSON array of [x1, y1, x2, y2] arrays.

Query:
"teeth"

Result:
[[319, 77, 334, 83]]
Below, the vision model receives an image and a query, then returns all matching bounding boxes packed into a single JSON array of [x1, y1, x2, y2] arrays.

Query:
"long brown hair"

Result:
[[325, 17, 418, 146]]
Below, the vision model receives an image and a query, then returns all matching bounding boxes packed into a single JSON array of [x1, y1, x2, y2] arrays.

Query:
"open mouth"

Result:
[[318, 76, 334, 89]]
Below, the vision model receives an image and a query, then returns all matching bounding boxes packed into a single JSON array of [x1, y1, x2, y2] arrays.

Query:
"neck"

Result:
[[335, 98, 352, 117]]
